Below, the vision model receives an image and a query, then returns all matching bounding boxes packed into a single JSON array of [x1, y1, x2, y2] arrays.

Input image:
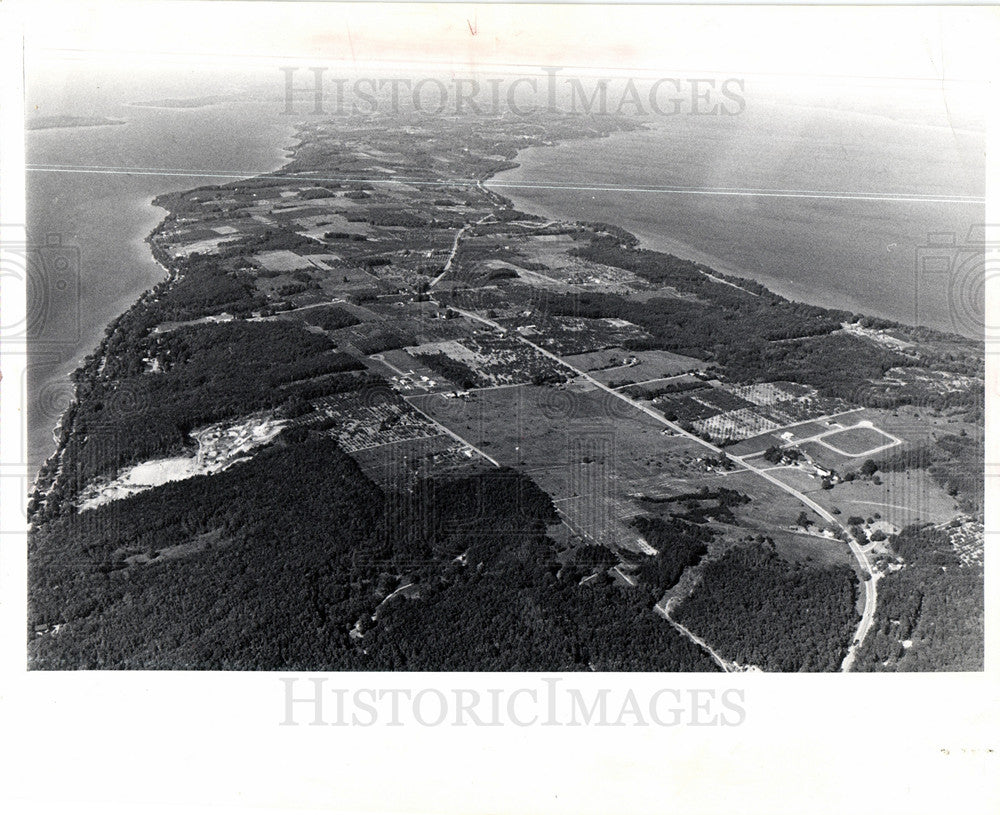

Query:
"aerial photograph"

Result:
[[22, 3, 985, 673]]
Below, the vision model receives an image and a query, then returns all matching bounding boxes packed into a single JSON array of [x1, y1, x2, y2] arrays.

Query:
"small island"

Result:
[[26, 115, 126, 131], [126, 95, 224, 109]]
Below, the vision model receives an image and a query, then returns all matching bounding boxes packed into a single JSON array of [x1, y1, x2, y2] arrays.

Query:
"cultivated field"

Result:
[[350, 434, 484, 490], [409, 381, 708, 554], [815, 423, 900, 457], [581, 348, 710, 385], [765, 464, 960, 530]]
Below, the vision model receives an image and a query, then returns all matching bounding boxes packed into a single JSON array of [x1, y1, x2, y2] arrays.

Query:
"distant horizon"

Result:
[[18, 2, 997, 85]]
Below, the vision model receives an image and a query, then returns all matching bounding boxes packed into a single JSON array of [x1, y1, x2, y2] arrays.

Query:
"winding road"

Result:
[[441, 303, 877, 671], [430, 213, 493, 288]]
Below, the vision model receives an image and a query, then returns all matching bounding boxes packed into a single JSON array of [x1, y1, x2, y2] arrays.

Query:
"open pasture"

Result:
[[408, 382, 708, 553], [816, 423, 901, 457]]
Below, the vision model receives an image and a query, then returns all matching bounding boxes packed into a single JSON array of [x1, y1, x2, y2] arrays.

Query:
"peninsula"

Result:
[[28, 111, 984, 671]]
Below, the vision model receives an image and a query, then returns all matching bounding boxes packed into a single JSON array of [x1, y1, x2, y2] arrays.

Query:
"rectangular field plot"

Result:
[[786, 420, 844, 440], [312, 391, 444, 453], [647, 378, 859, 444], [725, 381, 852, 425], [729, 381, 813, 406], [561, 347, 637, 372], [362, 349, 458, 393], [693, 409, 781, 441], [585, 349, 710, 385], [408, 333, 574, 387], [818, 423, 900, 457], [253, 250, 318, 272], [350, 435, 484, 490], [408, 382, 708, 554], [725, 433, 786, 457]]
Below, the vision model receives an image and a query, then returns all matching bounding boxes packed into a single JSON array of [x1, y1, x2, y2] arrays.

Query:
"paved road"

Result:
[[402, 396, 501, 467], [444, 303, 878, 670]]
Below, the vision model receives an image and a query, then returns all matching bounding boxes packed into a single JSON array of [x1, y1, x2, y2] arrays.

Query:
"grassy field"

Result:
[[786, 420, 845, 440], [766, 529, 857, 569], [408, 378, 917, 561], [820, 424, 899, 456], [824, 471, 960, 530], [796, 440, 852, 471], [595, 352, 708, 385], [350, 434, 483, 490], [409, 380, 709, 554], [766, 464, 960, 531], [726, 432, 786, 456], [714, 469, 830, 533]]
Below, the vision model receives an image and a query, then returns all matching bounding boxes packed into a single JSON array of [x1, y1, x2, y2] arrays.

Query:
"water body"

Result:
[[25, 67, 294, 473], [490, 94, 985, 339], [25, 73, 984, 476]]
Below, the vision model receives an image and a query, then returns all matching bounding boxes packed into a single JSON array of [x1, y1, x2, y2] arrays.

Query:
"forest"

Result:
[[518, 237, 981, 409], [672, 540, 859, 671], [854, 525, 983, 671], [38, 320, 369, 515], [297, 304, 363, 332], [527, 289, 919, 403], [29, 434, 718, 671], [629, 516, 710, 600]]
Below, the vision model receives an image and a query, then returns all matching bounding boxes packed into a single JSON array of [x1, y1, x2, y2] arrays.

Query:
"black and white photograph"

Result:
[[1, 1, 996, 813]]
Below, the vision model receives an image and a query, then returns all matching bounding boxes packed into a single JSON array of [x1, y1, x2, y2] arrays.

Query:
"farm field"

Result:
[[409, 333, 574, 387], [816, 423, 900, 457], [766, 465, 960, 530], [350, 434, 485, 490], [311, 390, 444, 453], [409, 381, 708, 554], [564, 347, 709, 384]]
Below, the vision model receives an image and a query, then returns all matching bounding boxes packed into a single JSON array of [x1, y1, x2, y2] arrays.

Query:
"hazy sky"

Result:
[[15, 1, 999, 83]]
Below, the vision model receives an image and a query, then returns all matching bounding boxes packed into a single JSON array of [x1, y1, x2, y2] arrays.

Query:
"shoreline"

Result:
[[32, 126, 299, 491], [486, 126, 981, 341], [33, 114, 976, 495], [486, 141, 856, 318]]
